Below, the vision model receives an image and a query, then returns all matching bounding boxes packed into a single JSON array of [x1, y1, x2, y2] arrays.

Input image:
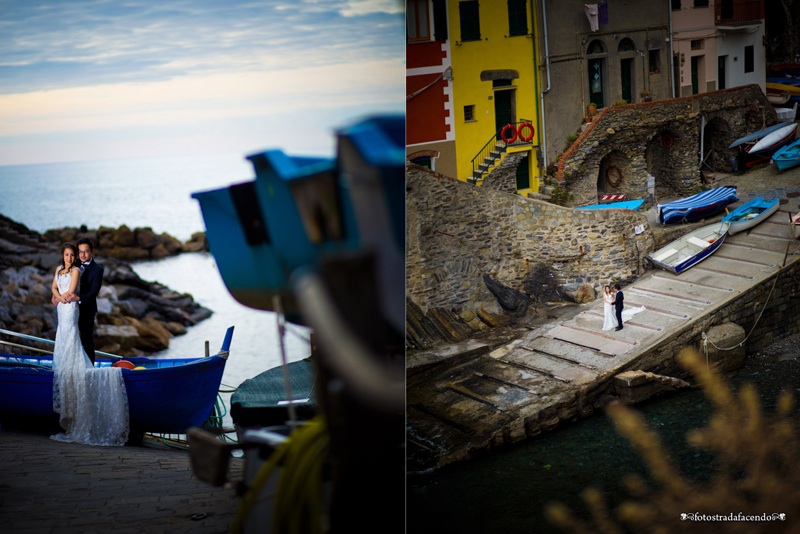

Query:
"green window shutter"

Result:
[[459, 1, 480, 41], [508, 0, 527, 36]]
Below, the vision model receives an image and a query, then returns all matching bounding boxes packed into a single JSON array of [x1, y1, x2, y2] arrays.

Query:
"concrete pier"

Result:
[[408, 206, 800, 472]]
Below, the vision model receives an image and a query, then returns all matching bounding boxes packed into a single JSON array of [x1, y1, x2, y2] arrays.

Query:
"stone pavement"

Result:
[[0, 429, 243, 534]]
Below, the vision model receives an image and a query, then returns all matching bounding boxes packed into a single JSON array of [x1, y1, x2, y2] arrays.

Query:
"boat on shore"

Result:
[[646, 222, 730, 274], [657, 186, 739, 225], [729, 120, 798, 168], [721, 197, 780, 236], [0, 326, 234, 436], [576, 199, 644, 211], [772, 138, 800, 172]]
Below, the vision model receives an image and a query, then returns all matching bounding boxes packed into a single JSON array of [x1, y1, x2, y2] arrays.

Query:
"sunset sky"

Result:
[[0, 0, 405, 165]]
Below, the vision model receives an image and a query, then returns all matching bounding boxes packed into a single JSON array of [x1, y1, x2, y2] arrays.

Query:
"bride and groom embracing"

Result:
[[602, 283, 644, 332], [50, 238, 129, 446]]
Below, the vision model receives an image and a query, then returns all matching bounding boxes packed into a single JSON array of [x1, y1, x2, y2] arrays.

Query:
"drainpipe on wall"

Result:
[[538, 0, 551, 169], [668, 2, 675, 98]]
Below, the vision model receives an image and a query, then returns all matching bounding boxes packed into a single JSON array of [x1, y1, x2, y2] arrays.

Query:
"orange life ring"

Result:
[[517, 122, 535, 142], [501, 123, 517, 144], [662, 133, 674, 148]]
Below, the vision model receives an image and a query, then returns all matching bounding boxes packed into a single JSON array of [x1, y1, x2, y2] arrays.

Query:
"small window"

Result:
[[464, 105, 475, 121], [649, 49, 661, 74], [671, 0, 681, 10], [690, 39, 703, 51], [493, 79, 512, 88], [407, 0, 430, 43], [459, 1, 481, 41], [587, 39, 605, 55], [744, 45, 754, 73], [411, 156, 432, 169], [618, 38, 635, 52], [693, 0, 709, 7], [507, 0, 527, 37]]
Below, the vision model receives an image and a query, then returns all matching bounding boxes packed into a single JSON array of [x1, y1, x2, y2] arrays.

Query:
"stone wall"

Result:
[[556, 85, 777, 208], [406, 163, 653, 347]]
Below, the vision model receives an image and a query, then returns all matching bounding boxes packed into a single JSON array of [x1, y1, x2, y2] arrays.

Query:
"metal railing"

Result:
[[470, 119, 534, 183]]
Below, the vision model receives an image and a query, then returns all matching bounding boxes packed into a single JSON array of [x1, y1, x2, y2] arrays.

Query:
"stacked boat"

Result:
[[729, 120, 798, 169]]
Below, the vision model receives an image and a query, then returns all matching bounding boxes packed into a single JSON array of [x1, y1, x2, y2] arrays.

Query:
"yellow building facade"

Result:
[[448, 0, 541, 194]]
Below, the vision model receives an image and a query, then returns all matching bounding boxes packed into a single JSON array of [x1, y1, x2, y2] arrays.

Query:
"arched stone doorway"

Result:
[[597, 150, 630, 197], [646, 129, 681, 200], [701, 116, 735, 173]]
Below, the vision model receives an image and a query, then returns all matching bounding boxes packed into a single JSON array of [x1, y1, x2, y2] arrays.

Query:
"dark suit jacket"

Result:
[[614, 290, 624, 310], [79, 260, 104, 316]]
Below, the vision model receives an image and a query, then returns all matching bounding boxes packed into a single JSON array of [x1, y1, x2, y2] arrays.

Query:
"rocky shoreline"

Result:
[[0, 213, 211, 356]]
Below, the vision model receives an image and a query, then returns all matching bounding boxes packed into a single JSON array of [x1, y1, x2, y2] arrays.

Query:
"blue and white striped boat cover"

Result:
[[657, 186, 739, 225]]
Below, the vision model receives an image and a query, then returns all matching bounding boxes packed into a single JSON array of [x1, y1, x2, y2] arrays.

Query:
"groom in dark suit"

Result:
[[613, 283, 624, 331], [75, 238, 104, 363]]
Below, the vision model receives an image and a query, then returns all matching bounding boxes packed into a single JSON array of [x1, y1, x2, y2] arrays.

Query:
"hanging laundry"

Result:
[[585, 4, 599, 32], [598, 0, 608, 26]]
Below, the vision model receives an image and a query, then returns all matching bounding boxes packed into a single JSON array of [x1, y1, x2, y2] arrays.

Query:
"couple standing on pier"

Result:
[[50, 238, 129, 446], [602, 283, 645, 332]]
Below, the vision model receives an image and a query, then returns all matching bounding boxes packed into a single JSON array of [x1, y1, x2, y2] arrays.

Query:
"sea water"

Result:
[[0, 154, 312, 427]]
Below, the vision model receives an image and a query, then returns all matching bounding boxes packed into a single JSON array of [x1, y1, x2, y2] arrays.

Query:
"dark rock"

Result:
[[483, 274, 534, 315]]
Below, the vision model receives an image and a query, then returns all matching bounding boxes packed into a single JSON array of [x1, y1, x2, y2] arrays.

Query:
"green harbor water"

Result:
[[407, 349, 800, 533]]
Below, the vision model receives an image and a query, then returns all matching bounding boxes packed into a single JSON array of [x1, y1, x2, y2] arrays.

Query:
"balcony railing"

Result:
[[715, 0, 763, 26]]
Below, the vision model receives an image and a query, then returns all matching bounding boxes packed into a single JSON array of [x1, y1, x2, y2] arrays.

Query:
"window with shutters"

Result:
[[508, 0, 527, 37], [459, 1, 480, 42]]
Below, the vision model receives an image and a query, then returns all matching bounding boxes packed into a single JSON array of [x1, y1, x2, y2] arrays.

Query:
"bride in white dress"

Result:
[[51, 243, 129, 446], [602, 285, 617, 331], [602, 284, 646, 331]]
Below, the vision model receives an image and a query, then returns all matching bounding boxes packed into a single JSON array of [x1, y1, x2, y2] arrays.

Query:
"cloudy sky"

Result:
[[0, 0, 405, 166]]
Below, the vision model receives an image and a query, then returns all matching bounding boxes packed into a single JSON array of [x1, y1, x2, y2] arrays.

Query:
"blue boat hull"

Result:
[[647, 222, 730, 274], [671, 233, 726, 274], [721, 197, 780, 235], [576, 199, 644, 211], [772, 139, 800, 172], [0, 355, 227, 434], [658, 187, 739, 225]]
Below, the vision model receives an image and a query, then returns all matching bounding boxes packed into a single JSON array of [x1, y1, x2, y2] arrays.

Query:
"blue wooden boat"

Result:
[[576, 199, 644, 211], [657, 186, 739, 225], [0, 326, 234, 435], [647, 222, 730, 274], [721, 197, 780, 236], [772, 138, 800, 172]]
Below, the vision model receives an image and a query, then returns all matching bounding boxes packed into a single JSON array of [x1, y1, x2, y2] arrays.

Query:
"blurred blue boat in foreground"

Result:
[[192, 115, 404, 328]]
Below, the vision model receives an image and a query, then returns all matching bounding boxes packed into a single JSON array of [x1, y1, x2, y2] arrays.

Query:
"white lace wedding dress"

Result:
[[51, 270, 130, 446], [602, 293, 617, 331]]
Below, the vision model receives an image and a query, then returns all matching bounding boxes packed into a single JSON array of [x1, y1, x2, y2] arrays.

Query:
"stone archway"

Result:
[[646, 128, 682, 200], [597, 150, 630, 196], [701, 116, 735, 173]]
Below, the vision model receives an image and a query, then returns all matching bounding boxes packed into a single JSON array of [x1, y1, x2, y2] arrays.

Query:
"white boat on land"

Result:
[[721, 197, 780, 236], [647, 221, 730, 275]]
